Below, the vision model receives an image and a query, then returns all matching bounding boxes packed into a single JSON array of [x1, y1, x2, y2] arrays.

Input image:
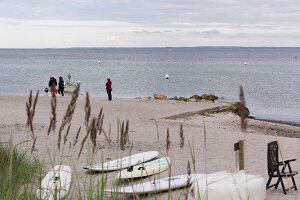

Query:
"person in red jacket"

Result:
[[105, 78, 112, 101]]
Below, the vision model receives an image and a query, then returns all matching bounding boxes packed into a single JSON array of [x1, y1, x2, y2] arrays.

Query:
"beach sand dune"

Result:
[[0, 95, 299, 199]]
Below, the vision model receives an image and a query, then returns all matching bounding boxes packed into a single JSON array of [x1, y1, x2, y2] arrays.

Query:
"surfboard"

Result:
[[36, 165, 72, 200], [83, 151, 160, 172], [189, 170, 266, 200], [107, 171, 228, 195], [117, 157, 170, 179]]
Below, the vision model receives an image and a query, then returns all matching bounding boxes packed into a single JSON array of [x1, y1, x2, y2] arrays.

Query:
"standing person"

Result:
[[106, 78, 112, 101], [48, 77, 57, 95], [58, 76, 65, 96]]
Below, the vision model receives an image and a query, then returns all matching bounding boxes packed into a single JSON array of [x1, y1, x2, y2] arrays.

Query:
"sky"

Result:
[[0, 0, 300, 48]]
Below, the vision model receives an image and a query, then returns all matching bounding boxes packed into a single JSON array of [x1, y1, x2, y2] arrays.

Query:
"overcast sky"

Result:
[[0, 0, 300, 48]]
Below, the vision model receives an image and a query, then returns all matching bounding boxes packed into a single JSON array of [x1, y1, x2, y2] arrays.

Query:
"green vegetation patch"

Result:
[[0, 144, 42, 200]]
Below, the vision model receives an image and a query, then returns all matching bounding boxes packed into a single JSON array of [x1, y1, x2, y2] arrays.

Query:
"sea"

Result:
[[0, 47, 300, 125]]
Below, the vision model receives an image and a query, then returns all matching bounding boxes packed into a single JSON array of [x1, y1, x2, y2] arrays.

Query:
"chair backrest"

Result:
[[267, 141, 279, 175]]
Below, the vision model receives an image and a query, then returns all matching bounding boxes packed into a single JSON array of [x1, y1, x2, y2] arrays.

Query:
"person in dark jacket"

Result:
[[105, 78, 112, 101], [58, 76, 64, 96]]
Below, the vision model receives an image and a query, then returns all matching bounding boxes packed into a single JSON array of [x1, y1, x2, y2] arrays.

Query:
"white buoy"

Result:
[[165, 74, 169, 79], [244, 62, 247, 65]]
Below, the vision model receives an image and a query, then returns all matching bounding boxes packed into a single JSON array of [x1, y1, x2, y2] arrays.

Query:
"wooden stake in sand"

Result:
[[234, 140, 245, 170]]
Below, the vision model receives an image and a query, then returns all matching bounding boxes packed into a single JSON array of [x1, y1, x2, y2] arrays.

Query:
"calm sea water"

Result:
[[0, 47, 300, 124]]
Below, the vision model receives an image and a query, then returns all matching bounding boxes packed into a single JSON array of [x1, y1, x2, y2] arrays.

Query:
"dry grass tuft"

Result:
[[239, 85, 248, 132], [179, 123, 184, 149], [166, 127, 170, 155], [185, 160, 191, 200], [64, 124, 72, 145], [85, 92, 91, 129], [89, 117, 97, 153], [26, 90, 39, 138], [188, 141, 196, 172], [95, 108, 104, 135], [78, 92, 94, 159], [47, 92, 57, 135], [57, 84, 80, 150], [26, 91, 33, 128], [203, 120, 208, 178], [78, 127, 89, 159], [73, 126, 81, 146], [155, 120, 160, 151], [31, 136, 37, 153], [120, 120, 129, 150]]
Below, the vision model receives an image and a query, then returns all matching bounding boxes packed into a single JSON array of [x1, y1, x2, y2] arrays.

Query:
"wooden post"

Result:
[[234, 140, 245, 170], [239, 140, 244, 170]]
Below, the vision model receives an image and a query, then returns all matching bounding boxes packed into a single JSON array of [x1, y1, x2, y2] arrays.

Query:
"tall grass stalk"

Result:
[[26, 90, 39, 139], [239, 86, 247, 133], [166, 127, 170, 155], [188, 141, 196, 173], [155, 120, 160, 152], [47, 91, 57, 135], [120, 120, 129, 151], [185, 161, 191, 200], [57, 84, 80, 150], [179, 123, 184, 149], [73, 126, 82, 146], [203, 120, 208, 200]]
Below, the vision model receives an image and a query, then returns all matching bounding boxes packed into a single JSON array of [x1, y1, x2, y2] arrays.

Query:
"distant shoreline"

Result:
[[254, 117, 300, 127]]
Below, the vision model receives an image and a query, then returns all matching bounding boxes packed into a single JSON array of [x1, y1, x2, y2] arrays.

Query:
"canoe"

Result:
[[116, 157, 170, 179], [83, 151, 160, 172], [107, 171, 227, 194]]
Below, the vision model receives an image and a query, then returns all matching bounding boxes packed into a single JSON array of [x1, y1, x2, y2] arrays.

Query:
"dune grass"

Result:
[[0, 143, 42, 200]]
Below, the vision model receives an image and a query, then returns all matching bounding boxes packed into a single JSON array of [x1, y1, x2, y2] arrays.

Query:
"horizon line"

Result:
[[1, 46, 300, 50]]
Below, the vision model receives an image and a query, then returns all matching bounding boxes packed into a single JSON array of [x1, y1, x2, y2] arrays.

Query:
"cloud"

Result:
[[102, 36, 120, 42], [192, 29, 220, 36], [1, 0, 299, 25], [1, 0, 300, 47], [133, 30, 162, 34]]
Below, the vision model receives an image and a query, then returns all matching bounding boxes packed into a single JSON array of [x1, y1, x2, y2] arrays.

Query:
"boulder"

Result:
[[169, 96, 179, 100], [200, 93, 218, 102], [190, 95, 202, 100], [190, 93, 218, 102], [179, 97, 189, 102], [230, 102, 250, 117], [153, 93, 168, 100]]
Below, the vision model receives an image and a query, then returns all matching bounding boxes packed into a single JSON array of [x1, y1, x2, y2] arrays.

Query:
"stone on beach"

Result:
[[153, 93, 168, 100]]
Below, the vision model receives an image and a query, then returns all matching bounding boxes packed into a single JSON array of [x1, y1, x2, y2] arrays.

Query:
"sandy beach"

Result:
[[0, 94, 299, 199]]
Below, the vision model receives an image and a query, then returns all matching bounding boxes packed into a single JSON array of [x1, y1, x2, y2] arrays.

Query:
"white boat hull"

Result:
[[83, 151, 160, 172], [188, 170, 266, 200], [36, 165, 72, 200]]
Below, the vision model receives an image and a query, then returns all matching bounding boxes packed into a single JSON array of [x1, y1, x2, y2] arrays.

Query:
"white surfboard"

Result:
[[83, 151, 159, 172], [36, 165, 72, 200], [107, 171, 227, 195], [189, 170, 266, 200], [117, 157, 170, 179]]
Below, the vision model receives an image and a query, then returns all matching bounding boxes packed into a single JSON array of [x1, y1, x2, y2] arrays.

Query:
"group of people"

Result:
[[46, 76, 65, 96], [45, 77, 113, 101]]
